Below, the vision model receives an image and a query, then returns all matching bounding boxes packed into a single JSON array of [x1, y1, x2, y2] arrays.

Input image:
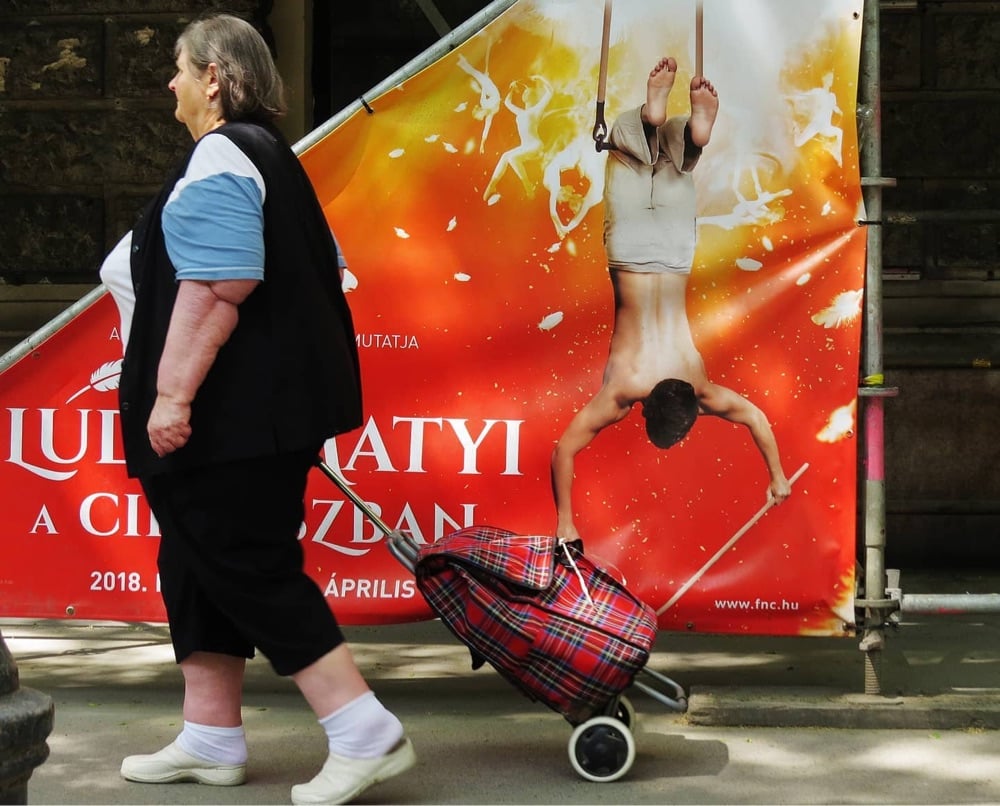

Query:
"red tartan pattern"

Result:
[[415, 526, 658, 724], [419, 526, 558, 590]]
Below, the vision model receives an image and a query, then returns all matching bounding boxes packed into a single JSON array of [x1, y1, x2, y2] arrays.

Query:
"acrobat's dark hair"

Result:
[[641, 378, 699, 449]]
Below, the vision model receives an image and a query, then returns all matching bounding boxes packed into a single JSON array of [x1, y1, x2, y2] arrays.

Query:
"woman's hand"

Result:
[[147, 394, 192, 457]]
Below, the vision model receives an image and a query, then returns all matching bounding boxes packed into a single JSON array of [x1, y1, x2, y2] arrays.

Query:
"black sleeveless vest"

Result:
[[118, 121, 363, 478]]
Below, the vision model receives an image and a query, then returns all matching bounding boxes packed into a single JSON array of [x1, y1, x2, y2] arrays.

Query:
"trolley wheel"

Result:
[[613, 695, 636, 728], [567, 715, 636, 782]]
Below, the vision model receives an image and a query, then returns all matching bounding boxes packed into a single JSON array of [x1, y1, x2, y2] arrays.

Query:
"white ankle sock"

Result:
[[319, 691, 404, 759], [176, 721, 248, 765]]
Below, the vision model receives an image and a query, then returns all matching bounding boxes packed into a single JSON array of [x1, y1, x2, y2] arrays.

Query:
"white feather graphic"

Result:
[[538, 311, 564, 331], [811, 289, 863, 329], [66, 359, 123, 403]]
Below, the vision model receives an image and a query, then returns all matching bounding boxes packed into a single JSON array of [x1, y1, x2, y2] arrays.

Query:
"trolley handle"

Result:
[[314, 458, 419, 573]]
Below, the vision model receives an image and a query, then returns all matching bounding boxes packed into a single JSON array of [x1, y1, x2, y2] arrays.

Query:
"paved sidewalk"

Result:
[[5, 568, 1000, 804]]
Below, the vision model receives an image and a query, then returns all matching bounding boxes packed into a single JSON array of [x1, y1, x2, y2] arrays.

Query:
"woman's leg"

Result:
[[120, 649, 248, 786], [289, 635, 413, 805], [292, 643, 368, 718], [181, 651, 246, 726]]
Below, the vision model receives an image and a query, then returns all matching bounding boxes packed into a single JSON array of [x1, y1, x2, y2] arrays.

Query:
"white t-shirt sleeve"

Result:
[[98, 230, 136, 350]]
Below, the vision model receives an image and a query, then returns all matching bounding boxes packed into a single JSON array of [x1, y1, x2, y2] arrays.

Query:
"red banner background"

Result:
[[1, 0, 865, 636]]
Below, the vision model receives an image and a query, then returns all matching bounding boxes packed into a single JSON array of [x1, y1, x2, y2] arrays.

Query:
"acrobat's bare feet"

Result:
[[688, 76, 718, 147], [642, 56, 677, 128]]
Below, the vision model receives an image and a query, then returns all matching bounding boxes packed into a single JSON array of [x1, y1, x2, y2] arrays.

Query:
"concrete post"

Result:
[[0, 630, 53, 805]]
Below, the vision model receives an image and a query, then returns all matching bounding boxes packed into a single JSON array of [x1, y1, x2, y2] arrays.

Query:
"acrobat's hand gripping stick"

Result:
[[656, 462, 810, 615]]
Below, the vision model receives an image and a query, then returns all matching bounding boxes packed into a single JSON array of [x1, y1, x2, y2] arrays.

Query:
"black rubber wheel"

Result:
[[568, 715, 636, 782]]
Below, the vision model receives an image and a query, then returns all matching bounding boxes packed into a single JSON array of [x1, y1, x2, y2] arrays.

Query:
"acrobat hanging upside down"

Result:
[[550, 56, 792, 544]]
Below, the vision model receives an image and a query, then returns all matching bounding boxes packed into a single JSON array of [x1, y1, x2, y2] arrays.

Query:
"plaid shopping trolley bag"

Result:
[[414, 526, 658, 725]]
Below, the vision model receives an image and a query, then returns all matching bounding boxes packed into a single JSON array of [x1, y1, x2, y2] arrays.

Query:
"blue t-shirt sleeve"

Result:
[[162, 135, 265, 282], [332, 232, 347, 269]]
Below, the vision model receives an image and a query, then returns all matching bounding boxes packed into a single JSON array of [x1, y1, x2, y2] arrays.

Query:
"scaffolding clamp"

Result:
[[858, 374, 899, 398]]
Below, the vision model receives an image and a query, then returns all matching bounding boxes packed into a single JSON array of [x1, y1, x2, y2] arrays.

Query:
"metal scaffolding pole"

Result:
[[856, 0, 900, 695], [897, 593, 1000, 615]]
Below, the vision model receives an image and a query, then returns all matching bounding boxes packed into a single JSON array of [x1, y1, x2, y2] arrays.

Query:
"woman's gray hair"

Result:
[[175, 13, 286, 123]]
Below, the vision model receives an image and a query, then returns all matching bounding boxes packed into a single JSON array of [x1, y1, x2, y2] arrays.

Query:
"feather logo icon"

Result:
[[66, 359, 123, 404]]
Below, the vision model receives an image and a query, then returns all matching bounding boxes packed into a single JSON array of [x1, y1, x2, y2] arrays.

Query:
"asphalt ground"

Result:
[[4, 568, 999, 804]]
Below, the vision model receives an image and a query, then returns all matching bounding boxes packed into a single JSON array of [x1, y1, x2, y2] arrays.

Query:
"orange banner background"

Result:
[[1, 0, 865, 636]]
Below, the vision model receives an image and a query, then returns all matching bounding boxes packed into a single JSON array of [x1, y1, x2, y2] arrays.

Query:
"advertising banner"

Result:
[[1, 0, 865, 635]]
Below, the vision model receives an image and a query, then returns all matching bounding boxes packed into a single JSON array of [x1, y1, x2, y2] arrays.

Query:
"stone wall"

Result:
[[0, 1, 267, 288], [877, 2, 1000, 565]]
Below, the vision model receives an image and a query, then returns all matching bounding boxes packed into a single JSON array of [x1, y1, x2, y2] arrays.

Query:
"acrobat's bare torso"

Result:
[[603, 270, 707, 408]]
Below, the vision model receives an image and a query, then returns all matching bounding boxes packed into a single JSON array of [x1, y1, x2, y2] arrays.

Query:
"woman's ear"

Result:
[[205, 62, 221, 103]]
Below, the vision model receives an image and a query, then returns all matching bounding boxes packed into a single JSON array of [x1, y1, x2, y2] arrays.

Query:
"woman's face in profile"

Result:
[[168, 46, 205, 136]]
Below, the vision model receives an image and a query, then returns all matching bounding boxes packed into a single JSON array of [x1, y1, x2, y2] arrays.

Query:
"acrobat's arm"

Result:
[[551, 389, 632, 540], [698, 382, 791, 503]]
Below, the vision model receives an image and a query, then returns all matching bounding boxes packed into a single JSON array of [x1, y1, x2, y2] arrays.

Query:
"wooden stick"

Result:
[[695, 0, 704, 76], [656, 462, 810, 615]]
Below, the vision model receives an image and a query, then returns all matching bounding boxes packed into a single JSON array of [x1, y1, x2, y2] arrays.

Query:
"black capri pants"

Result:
[[141, 447, 345, 676]]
